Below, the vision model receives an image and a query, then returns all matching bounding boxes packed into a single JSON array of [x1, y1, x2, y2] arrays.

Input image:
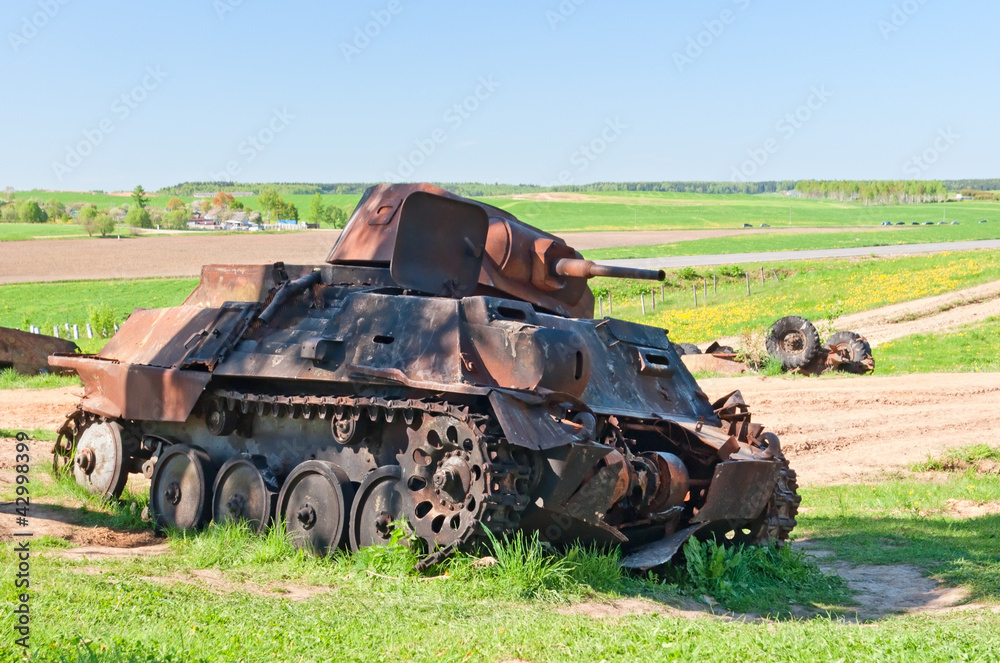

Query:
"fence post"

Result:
[[772, 269, 781, 283], [760, 266, 765, 285], [608, 292, 612, 315], [640, 293, 646, 315], [53, 326, 59, 338], [660, 284, 664, 301], [650, 288, 656, 310], [713, 274, 717, 294], [693, 283, 698, 307], [746, 272, 751, 296], [72, 324, 79, 340], [598, 296, 604, 317], [703, 278, 707, 302], [86, 323, 93, 339]]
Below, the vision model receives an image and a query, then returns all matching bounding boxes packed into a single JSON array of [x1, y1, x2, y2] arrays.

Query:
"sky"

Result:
[[1, 0, 996, 191]]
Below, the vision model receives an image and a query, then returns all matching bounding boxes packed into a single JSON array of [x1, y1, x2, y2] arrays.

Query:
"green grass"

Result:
[[911, 444, 1000, 472], [583, 222, 1000, 260], [797, 472, 1000, 602], [593, 250, 1000, 343], [877, 316, 1000, 374], [0, 222, 91, 241], [484, 191, 1000, 232], [0, 427, 58, 441], [0, 367, 80, 390], [4, 468, 1000, 662], [0, 277, 198, 354]]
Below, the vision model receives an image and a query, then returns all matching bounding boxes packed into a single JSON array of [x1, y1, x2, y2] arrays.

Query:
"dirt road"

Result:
[[0, 227, 856, 284], [700, 372, 1000, 485]]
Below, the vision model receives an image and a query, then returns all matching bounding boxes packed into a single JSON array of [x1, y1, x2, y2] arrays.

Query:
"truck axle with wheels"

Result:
[[50, 183, 799, 570]]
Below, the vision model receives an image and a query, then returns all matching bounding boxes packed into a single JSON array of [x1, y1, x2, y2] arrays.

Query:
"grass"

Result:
[[0, 277, 198, 354], [485, 191, 1000, 232], [582, 221, 1000, 260], [0, 427, 58, 441], [0, 367, 80, 390], [877, 316, 1000, 374], [797, 472, 1000, 602], [911, 444, 1000, 472], [0, 223, 90, 241], [3, 468, 999, 661], [593, 250, 1000, 343]]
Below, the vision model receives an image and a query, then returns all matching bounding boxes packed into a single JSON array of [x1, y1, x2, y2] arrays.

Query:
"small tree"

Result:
[[131, 185, 148, 210], [308, 193, 331, 226], [96, 213, 115, 237], [212, 191, 235, 209], [45, 197, 66, 221], [0, 205, 18, 223], [164, 209, 188, 230], [18, 200, 47, 224], [125, 206, 152, 229], [330, 206, 348, 229], [81, 214, 98, 237], [166, 197, 186, 211]]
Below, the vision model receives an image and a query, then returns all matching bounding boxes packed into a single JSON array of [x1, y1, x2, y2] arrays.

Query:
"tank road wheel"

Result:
[[766, 316, 821, 370], [149, 445, 215, 532], [278, 460, 355, 556], [72, 421, 130, 500], [826, 331, 875, 374], [212, 455, 279, 533], [398, 415, 489, 551], [349, 466, 406, 552]]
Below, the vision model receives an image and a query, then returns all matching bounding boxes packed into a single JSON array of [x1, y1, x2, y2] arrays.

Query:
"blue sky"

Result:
[[1, 0, 995, 191]]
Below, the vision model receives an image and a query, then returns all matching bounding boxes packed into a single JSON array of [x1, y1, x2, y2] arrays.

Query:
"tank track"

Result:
[[756, 458, 801, 545], [212, 389, 534, 562]]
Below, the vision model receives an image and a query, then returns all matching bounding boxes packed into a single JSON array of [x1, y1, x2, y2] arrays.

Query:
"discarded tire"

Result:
[[765, 316, 821, 370], [675, 342, 702, 356], [825, 331, 875, 375]]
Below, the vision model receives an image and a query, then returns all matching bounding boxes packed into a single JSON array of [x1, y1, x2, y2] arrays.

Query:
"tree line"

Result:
[[794, 180, 948, 205]]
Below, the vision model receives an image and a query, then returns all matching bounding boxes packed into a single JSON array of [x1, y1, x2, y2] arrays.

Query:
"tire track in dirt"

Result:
[[700, 372, 1000, 485]]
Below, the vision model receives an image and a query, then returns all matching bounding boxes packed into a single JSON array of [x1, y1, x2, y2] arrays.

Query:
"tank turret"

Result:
[[327, 183, 663, 318]]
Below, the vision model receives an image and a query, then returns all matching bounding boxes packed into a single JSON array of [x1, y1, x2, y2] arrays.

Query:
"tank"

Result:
[[50, 183, 799, 570]]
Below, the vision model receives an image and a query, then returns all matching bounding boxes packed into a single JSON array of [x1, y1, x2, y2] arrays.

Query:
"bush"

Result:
[[88, 303, 119, 338], [677, 267, 701, 281], [96, 214, 115, 237], [717, 265, 745, 279], [124, 206, 152, 229]]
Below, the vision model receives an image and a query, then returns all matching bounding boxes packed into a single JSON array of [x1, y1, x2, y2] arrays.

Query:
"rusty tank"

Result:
[[50, 183, 799, 569]]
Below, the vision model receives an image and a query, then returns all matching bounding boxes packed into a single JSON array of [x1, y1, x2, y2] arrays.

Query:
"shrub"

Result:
[[88, 303, 119, 338]]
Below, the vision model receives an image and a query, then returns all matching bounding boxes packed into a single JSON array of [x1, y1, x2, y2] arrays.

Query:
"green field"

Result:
[[877, 316, 1000, 374], [2, 456, 997, 662], [583, 222, 1000, 260], [5, 190, 1000, 242], [0, 223, 92, 241], [0, 278, 198, 354], [485, 192, 999, 233], [591, 250, 1000, 343]]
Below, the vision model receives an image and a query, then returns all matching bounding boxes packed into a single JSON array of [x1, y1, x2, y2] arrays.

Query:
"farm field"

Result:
[[6, 190, 1000, 240]]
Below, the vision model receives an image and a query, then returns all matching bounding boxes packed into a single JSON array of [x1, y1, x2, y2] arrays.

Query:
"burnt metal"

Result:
[[52, 183, 799, 568], [0, 326, 78, 375]]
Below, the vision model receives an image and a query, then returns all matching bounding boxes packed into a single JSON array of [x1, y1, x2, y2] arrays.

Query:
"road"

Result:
[[595, 239, 1000, 269]]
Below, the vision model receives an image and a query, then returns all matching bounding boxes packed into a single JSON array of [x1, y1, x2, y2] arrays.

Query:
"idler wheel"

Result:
[[212, 455, 279, 533], [278, 460, 354, 555], [149, 445, 216, 531], [349, 466, 406, 552], [72, 421, 129, 500]]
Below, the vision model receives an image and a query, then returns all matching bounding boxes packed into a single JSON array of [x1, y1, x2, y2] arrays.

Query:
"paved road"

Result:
[[595, 239, 1000, 270]]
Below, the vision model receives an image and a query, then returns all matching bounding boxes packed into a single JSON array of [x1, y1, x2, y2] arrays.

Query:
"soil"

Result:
[[1, 227, 863, 284], [700, 372, 1000, 485]]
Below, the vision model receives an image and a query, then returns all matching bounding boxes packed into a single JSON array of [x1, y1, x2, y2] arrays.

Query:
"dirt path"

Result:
[[700, 372, 1000, 485], [0, 227, 855, 284], [833, 279, 1000, 346]]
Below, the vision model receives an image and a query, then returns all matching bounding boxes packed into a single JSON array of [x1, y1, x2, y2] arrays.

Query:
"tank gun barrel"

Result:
[[552, 258, 665, 282]]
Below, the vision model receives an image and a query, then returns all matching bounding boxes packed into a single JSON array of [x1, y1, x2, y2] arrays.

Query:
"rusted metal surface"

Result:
[[0, 326, 78, 375], [54, 183, 799, 567]]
